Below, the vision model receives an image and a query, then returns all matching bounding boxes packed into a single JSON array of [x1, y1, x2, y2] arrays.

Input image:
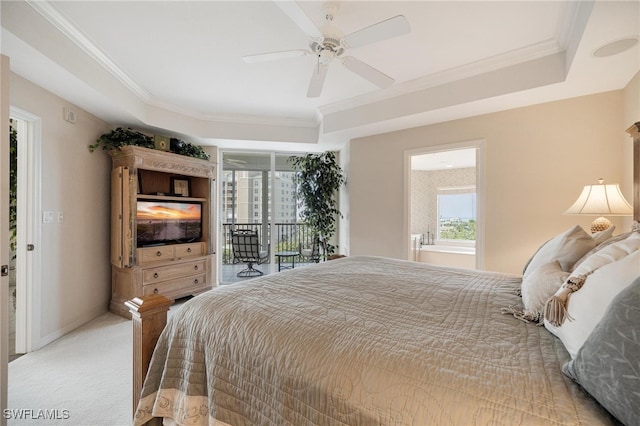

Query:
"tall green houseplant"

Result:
[[289, 152, 346, 260]]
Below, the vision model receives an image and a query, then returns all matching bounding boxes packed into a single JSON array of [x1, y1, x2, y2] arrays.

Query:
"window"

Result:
[[437, 186, 476, 243]]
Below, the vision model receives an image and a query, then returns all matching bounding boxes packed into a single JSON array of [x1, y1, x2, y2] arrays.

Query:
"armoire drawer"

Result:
[[142, 274, 207, 296], [142, 260, 207, 284], [137, 246, 174, 264], [174, 242, 205, 259]]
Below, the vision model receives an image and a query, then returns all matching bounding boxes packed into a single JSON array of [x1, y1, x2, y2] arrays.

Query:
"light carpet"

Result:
[[8, 312, 133, 425]]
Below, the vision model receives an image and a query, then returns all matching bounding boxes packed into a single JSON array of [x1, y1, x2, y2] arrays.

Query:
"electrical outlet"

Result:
[[43, 211, 55, 223]]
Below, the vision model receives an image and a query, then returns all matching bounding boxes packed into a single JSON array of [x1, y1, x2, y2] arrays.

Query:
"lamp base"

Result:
[[590, 217, 612, 233]]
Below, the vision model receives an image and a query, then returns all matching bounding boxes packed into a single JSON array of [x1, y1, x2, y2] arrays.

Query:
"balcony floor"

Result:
[[220, 261, 316, 285]]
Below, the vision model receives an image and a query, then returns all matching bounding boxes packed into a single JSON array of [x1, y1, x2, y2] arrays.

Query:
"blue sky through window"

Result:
[[439, 193, 476, 220]]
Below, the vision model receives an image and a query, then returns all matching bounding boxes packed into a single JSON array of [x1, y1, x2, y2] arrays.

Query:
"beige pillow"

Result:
[[573, 230, 631, 271], [591, 226, 615, 245], [524, 225, 596, 275], [521, 260, 569, 322], [572, 231, 640, 277]]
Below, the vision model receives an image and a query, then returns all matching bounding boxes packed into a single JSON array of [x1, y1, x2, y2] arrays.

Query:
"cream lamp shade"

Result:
[[564, 179, 633, 233]]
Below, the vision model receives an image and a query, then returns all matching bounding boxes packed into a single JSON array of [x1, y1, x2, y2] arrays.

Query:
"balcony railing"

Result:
[[221, 222, 316, 265]]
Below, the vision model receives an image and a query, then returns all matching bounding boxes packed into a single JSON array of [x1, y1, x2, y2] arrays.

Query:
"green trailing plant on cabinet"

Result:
[[89, 127, 210, 160], [89, 127, 154, 151], [289, 151, 346, 260]]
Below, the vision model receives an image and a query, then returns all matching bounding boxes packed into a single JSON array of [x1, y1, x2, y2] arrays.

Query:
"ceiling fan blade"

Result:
[[274, 1, 323, 39], [243, 49, 311, 64], [342, 15, 410, 49], [341, 56, 394, 89], [307, 63, 330, 98]]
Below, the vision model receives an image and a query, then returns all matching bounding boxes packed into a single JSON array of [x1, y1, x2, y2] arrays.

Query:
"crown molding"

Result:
[[26, 0, 321, 135], [27, 0, 151, 102]]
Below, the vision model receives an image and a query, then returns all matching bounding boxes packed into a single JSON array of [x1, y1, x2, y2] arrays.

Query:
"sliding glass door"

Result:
[[220, 152, 309, 284]]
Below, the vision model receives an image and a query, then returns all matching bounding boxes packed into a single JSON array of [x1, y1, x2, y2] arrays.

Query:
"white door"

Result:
[[10, 108, 42, 355], [1, 54, 12, 426]]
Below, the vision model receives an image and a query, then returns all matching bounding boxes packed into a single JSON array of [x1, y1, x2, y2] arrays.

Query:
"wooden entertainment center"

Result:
[[109, 146, 215, 318]]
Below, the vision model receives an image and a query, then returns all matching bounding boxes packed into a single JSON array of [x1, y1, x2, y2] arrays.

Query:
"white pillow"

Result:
[[524, 225, 596, 276], [544, 249, 640, 358], [521, 261, 569, 322]]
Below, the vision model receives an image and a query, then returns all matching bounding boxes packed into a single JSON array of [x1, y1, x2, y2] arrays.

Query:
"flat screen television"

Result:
[[136, 199, 203, 247]]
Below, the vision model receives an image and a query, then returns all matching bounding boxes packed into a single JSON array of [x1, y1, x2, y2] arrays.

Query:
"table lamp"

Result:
[[564, 179, 633, 233]]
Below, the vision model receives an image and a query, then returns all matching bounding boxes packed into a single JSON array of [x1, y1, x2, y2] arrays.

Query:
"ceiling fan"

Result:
[[242, 2, 411, 98]]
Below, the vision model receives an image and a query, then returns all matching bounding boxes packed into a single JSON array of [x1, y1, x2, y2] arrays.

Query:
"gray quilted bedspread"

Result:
[[134, 256, 615, 425]]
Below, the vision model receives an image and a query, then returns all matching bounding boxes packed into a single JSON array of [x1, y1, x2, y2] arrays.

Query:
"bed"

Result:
[[130, 123, 640, 426]]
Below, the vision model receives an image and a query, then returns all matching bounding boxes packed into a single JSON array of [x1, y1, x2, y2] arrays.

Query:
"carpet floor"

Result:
[[8, 312, 132, 425]]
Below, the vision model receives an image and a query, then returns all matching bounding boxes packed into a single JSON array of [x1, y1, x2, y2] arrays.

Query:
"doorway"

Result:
[[406, 142, 485, 269], [8, 108, 41, 357]]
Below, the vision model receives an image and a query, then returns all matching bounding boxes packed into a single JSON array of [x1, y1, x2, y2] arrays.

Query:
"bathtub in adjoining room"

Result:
[[418, 245, 476, 269]]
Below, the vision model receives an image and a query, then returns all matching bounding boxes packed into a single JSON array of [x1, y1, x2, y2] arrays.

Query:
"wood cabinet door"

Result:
[[111, 166, 132, 267]]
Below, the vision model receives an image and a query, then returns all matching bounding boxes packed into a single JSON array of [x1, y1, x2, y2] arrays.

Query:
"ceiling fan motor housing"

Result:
[[311, 38, 344, 65]]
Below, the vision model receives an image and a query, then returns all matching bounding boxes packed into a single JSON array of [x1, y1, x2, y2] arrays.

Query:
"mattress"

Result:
[[134, 256, 615, 425]]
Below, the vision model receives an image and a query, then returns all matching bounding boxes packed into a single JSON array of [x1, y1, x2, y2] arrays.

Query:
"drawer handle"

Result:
[[187, 247, 192, 253], [194, 265, 199, 271], [153, 273, 159, 279], [156, 251, 162, 257], [153, 288, 159, 294], [193, 279, 199, 285]]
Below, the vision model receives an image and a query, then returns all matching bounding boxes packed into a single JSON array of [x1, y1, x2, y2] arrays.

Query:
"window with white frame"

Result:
[[437, 186, 476, 244]]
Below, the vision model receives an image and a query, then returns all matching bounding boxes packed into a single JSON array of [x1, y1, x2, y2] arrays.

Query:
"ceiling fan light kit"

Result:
[[244, 2, 411, 98]]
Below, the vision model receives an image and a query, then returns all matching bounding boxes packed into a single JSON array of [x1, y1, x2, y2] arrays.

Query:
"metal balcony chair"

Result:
[[300, 237, 321, 263], [231, 229, 269, 277]]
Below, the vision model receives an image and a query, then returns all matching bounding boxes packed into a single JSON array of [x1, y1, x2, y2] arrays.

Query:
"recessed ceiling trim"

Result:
[[320, 38, 563, 116], [143, 103, 320, 144], [27, 0, 151, 102], [322, 51, 566, 134], [146, 97, 319, 129]]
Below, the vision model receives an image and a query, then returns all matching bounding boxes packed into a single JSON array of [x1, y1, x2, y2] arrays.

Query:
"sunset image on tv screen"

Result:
[[137, 201, 202, 245], [137, 202, 201, 221]]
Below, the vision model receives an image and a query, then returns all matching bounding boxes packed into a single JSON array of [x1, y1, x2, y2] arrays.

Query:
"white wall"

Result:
[[10, 73, 111, 347], [349, 87, 636, 274]]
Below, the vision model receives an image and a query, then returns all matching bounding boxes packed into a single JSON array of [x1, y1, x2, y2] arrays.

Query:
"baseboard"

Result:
[[36, 306, 108, 349]]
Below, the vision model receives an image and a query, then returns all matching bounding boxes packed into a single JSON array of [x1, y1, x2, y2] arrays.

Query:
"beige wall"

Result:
[[10, 73, 111, 347], [622, 71, 639, 231], [349, 88, 636, 274]]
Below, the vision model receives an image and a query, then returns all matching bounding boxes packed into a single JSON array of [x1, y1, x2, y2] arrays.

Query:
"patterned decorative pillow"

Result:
[[520, 261, 569, 322], [523, 225, 596, 276], [562, 276, 640, 426]]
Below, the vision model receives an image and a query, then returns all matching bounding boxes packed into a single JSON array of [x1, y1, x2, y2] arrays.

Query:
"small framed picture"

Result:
[[171, 177, 191, 197], [154, 135, 170, 151]]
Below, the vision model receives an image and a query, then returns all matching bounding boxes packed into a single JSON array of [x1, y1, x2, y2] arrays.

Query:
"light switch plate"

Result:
[[43, 211, 55, 223]]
